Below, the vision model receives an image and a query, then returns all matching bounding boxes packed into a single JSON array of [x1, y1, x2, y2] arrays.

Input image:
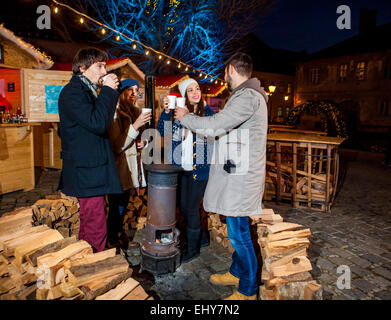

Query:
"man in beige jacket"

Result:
[[175, 52, 268, 300]]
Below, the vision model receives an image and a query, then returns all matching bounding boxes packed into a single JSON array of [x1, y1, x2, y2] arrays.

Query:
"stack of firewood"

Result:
[[207, 214, 234, 253], [122, 188, 148, 232], [31, 192, 80, 239], [0, 207, 152, 300], [251, 208, 322, 300]]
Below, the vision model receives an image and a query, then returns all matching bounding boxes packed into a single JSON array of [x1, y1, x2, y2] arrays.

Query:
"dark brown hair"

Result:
[[225, 52, 253, 78], [119, 89, 140, 123], [173, 83, 205, 116], [72, 47, 108, 75]]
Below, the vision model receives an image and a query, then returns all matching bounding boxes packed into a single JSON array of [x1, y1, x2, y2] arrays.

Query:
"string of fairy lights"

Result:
[[51, 0, 227, 87]]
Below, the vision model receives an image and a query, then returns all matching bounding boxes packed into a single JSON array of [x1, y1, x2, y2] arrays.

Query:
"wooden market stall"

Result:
[[268, 127, 327, 136], [264, 132, 345, 212], [0, 123, 40, 194], [0, 24, 54, 194]]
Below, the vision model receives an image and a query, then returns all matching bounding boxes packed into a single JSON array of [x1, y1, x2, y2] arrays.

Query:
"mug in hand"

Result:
[[176, 97, 186, 108], [167, 95, 177, 110], [142, 108, 152, 125]]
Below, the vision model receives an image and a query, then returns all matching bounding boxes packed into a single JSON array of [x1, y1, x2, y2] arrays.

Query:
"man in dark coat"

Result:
[[57, 47, 122, 252]]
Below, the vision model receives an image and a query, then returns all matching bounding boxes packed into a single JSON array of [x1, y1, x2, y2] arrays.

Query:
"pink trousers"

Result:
[[77, 196, 107, 252]]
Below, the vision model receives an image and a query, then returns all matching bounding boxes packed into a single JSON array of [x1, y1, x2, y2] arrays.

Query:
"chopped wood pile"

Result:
[[0, 207, 152, 300], [121, 188, 148, 232], [251, 208, 323, 300], [31, 192, 80, 239], [207, 208, 322, 300], [207, 213, 234, 253]]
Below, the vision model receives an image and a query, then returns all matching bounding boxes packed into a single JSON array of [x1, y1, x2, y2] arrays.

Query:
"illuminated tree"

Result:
[[72, 0, 273, 79]]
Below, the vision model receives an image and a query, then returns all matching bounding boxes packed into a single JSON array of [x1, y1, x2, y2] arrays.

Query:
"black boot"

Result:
[[200, 227, 210, 248], [181, 227, 201, 263]]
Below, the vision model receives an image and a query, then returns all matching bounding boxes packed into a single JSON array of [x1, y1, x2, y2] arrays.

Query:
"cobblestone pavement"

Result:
[[1, 158, 390, 300]]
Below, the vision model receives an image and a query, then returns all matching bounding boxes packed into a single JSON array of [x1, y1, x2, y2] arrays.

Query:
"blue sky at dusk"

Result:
[[254, 0, 391, 53]]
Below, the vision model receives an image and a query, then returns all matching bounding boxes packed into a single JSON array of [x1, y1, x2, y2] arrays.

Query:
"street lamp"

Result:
[[268, 83, 276, 122]]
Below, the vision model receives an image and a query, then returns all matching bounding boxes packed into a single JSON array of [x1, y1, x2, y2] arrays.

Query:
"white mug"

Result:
[[142, 108, 152, 125], [167, 95, 177, 109], [176, 97, 186, 108], [142, 108, 152, 114]]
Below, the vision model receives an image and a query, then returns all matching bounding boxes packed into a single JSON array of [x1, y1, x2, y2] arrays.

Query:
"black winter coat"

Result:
[[57, 75, 123, 197]]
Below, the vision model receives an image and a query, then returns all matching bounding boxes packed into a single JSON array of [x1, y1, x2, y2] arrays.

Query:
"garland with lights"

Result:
[[51, 0, 227, 87], [285, 100, 348, 138]]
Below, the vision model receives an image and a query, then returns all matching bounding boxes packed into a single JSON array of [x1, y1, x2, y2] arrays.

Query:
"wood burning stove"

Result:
[[140, 164, 183, 275]]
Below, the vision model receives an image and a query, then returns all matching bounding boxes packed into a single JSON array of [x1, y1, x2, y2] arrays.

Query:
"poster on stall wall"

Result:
[[22, 68, 72, 122], [45, 85, 63, 114]]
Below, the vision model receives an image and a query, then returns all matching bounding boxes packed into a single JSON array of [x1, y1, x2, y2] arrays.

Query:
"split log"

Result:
[[268, 271, 313, 287], [80, 269, 133, 300], [14, 230, 64, 266], [266, 222, 303, 234], [264, 245, 307, 272], [64, 248, 116, 270], [265, 238, 310, 257], [26, 236, 77, 267], [267, 229, 311, 243], [2, 226, 51, 257], [271, 256, 312, 278], [95, 277, 139, 300], [303, 281, 323, 300], [67, 255, 130, 287], [122, 284, 149, 300], [36, 240, 92, 287], [259, 285, 277, 300], [276, 280, 314, 300]]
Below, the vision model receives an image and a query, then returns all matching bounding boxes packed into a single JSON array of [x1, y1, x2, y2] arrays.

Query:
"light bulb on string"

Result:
[[80, 17, 84, 24], [101, 28, 106, 35], [215, 80, 218, 84], [54, 7, 59, 14], [177, 63, 181, 69], [185, 67, 189, 72], [158, 55, 162, 60], [116, 35, 120, 41], [166, 60, 170, 65], [199, 73, 202, 77], [132, 43, 137, 49], [145, 50, 150, 56]]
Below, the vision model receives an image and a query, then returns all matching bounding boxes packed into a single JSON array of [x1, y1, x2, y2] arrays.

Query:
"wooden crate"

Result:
[[33, 122, 62, 169], [0, 123, 39, 195], [265, 133, 345, 212]]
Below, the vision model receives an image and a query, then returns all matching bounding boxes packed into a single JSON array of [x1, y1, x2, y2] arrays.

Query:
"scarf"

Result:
[[78, 75, 99, 98]]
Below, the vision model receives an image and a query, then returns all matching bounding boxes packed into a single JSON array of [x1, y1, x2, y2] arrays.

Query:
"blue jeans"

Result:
[[226, 216, 258, 296]]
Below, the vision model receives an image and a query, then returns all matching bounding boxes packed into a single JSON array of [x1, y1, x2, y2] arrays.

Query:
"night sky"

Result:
[[254, 0, 391, 53]]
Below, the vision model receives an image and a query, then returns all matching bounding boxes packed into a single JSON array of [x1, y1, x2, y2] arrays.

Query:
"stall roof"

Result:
[[51, 57, 145, 79], [155, 75, 189, 89], [0, 24, 53, 70]]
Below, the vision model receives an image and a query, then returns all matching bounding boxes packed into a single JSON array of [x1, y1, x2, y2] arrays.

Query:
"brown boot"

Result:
[[224, 290, 257, 300], [209, 272, 239, 287]]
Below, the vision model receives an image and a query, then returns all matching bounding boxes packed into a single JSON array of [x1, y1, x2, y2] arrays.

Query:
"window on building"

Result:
[[285, 107, 290, 115], [310, 68, 319, 84], [356, 62, 366, 80], [277, 107, 282, 117], [339, 64, 348, 82], [287, 83, 292, 94], [384, 58, 391, 79], [379, 100, 389, 117]]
